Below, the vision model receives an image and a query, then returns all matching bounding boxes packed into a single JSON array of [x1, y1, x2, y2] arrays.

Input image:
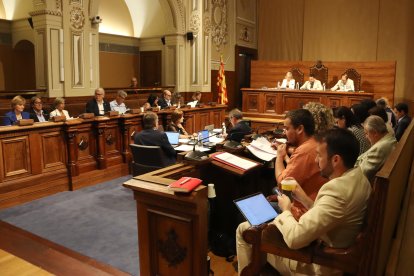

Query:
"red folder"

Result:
[[168, 177, 202, 193]]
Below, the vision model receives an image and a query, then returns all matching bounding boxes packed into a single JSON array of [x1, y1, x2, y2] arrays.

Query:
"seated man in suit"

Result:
[[237, 128, 371, 275], [300, 74, 323, 90], [3, 95, 31, 125], [271, 109, 327, 220], [331, 73, 354, 92], [393, 102, 411, 141], [134, 112, 176, 165], [355, 115, 396, 181], [225, 109, 252, 143], [29, 96, 49, 122], [85, 88, 111, 116], [158, 89, 173, 109]]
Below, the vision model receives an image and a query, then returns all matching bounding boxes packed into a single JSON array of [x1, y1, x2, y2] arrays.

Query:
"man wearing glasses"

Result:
[[110, 90, 128, 114], [86, 87, 111, 116], [29, 96, 49, 122]]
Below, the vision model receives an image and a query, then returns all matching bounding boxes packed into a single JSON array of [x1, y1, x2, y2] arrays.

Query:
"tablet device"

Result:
[[234, 193, 278, 226], [199, 129, 209, 142], [165, 131, 180, 145]]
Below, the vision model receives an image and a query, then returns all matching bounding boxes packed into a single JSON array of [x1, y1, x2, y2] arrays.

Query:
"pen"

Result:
[[180, 177, 191, 185]]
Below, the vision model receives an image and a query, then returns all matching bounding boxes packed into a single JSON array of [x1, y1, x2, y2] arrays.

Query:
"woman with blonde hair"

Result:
[[303, 102, 335, 134], [50, 97, 70, 119], [3, 95, 30, 125]]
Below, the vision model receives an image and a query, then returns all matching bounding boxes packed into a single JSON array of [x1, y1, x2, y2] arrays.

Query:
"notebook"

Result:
[[165, 131, 180, 145], [234, 193, 278, 226]]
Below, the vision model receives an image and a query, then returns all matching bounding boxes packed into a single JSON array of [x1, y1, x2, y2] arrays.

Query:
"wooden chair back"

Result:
[[344, 68, 361, 91], [291, 68, 304, 87], [309, 63, 328, 85]]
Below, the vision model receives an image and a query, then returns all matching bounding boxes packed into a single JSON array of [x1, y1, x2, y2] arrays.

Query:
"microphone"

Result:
[[185, 132, 220, 161]]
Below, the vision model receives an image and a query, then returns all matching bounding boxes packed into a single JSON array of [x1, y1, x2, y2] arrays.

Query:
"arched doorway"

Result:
[[13, 40, 35, 90]]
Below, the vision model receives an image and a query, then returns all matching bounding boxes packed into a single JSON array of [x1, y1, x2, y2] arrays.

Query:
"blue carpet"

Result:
[[0, 176, 139, 275]]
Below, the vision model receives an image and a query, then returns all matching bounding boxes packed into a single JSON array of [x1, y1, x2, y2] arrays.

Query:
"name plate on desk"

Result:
[[78, 113, 95, 119], [105, 111, 119, 117], [50, 115, 66, 122], [16, 119, 34, 126]]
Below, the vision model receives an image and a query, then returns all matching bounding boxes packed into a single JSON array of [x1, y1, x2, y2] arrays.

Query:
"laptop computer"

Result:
[[165, 131, 180, 146], [234, 193, 278, 226]]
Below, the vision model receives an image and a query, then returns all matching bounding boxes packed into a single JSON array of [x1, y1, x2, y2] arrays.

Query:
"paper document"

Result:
[[174, 145, 210, 152], [247, 137, 277, 161], [214, 152, 258, 170]]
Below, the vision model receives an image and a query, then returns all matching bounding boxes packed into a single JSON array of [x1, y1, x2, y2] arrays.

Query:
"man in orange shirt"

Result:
[[272, 109, 328, 219]]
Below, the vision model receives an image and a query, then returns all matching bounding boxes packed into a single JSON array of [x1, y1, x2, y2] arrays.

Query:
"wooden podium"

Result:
[[123, 164, 208, 276]]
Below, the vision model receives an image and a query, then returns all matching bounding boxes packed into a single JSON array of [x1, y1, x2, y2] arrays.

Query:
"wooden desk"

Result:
[[242, 88, 374, 116], [0, 105, 226, 209], [124, 164, 208, 276]]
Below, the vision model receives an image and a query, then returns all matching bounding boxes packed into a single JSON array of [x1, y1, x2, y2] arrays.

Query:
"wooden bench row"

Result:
[[241, 120, 414, 275]]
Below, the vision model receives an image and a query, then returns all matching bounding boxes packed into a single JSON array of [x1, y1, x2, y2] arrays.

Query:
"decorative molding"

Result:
[[189, 11, 200, 34], [70, 0, 82, 5], [99, 43, 139, 55], [166, 0, 185, 34], [158, 229, 187, 267], [29, 10, 62, 17], [105, 133, 114, 146], [211, 0, 227, 51], [56, 0, 62, 10], [203, 15, 211, 35], [70, 6, 85, 30]]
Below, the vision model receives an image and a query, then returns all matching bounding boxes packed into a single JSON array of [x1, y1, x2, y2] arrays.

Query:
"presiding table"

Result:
[[242, 88, 374, 116]]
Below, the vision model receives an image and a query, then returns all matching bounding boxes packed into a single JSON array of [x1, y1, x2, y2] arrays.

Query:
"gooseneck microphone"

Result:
[[185, 132, 220, 161]]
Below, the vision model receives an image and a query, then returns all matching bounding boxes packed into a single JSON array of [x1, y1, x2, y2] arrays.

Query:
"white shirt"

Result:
[[110, 100, 127, 114], [97, 101, 104, 115], [300, 80, 323, 90], [280, 79, 295, 89], [50, 109, 70, 119], [34, 110, 47, 122], [331, 79, 355, 92]]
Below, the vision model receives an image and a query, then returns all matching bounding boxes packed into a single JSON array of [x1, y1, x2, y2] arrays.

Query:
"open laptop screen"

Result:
[[199, 129, 209, 142], [165, 131, 180, 145], [234, 193, 278, 226]]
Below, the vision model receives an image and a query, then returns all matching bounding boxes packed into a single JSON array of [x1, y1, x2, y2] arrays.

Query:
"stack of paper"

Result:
[[246, 137, 277, 161], [213, 152, 258, 171]]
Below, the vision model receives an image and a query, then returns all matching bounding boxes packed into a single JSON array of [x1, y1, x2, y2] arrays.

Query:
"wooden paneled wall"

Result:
[[250, 61, 396, 105]]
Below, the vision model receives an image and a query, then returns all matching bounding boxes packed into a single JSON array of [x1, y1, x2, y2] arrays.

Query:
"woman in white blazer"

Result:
[[280, 71, 295, 89], [50, 97, 71, 119]]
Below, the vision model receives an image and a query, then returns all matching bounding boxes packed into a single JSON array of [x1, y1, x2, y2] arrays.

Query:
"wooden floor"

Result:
[[0, 221, 129, 276], [209, 252, 238, 276], [0, 249, 51, 276]]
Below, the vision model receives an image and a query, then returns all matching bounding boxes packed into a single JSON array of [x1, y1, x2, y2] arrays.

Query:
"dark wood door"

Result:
[[140, 51, 161, 87], [235, 46, 258, 109]]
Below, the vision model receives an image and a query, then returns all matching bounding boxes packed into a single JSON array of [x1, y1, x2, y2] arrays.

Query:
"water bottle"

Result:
[[222, 122, 226, 136], [277, 81, 280, 89], [323, 83, 326, 91], [198, 132, 203, 146], [295, 82, 299, 90]]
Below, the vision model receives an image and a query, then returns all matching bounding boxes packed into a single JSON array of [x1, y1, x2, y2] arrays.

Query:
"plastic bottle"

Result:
[[323, 83, 326, 91], [222, 122, 226, 136]]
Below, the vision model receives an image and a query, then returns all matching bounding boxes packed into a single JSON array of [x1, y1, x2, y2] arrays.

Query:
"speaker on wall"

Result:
[[161, 36, 165, 45], [28, 17, 34, 29], [186, 32, 194, 41]]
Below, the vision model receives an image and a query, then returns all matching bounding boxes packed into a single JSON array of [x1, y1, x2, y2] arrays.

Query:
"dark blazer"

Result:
[[158, 97, 171, 109], [167, 123, 187, 135], [29, 109, 49, 122], [394, 115, 412, 141], [227, 121, 252, 142], [3, 111, 30, 126], [85, 99, 111, 116], [134, 129, 176, 165]]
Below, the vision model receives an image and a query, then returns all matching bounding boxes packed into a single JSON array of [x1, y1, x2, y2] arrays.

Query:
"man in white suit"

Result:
[[331, 73, 355, 92], [300, 74, 323, 90], [355, 115, 396, 181], [236, 128, 372, 275]]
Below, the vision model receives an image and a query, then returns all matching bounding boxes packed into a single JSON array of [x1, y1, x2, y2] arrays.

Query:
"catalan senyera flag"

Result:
[[217, 56, 228, 105]]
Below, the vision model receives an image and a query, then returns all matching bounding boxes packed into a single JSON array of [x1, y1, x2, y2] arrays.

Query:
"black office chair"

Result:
[[129, 144, 171, 176]]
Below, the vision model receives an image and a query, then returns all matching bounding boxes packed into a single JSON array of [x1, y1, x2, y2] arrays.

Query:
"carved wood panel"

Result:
[[282, 95, 321, 112], [184, 113, 195, 134], [149, 210, 193, 275], [264, 94, 277, 113], [244, 93, 260, 112], [41, 131, 66, 171], [196, 112, 210, 132], [326, 97, 343, 109], [1, 136, 31, 179], [211, 110, 224, 128]]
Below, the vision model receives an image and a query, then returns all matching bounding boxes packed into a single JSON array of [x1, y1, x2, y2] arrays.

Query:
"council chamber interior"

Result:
[[0, 0, 414, 275]]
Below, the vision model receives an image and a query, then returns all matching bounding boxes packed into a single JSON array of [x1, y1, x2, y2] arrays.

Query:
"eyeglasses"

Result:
[[95, 93, 104, 96]]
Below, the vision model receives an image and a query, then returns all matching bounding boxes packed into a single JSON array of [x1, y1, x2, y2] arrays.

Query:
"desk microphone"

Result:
[[185, 132, 220, 161]]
